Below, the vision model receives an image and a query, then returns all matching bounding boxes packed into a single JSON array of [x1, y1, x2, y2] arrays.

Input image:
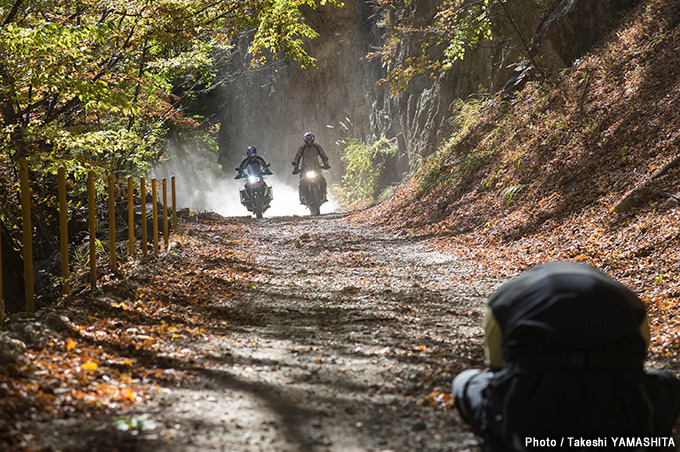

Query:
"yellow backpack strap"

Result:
[[483, 306, 504, 370], [639, 315, 650, 350]]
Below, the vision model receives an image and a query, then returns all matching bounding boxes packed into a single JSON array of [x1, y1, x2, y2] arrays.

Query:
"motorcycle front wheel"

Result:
[[253, 194, 263, 219], [310, 187, 321, 216]]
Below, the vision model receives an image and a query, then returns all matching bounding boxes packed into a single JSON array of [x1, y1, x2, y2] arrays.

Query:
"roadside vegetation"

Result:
[[361, 0, 680, 358], [333, 138, 399, 207]]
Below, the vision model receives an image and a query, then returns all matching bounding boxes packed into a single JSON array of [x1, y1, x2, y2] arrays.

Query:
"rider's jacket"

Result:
[[238, 156, 269, 173], [293, 143, 328, 170]]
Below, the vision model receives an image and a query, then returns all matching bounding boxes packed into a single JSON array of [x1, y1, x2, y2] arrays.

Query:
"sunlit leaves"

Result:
[[437, 0, 493, 68], [0, 2, 191, 172], [81, 361, 98, 371], [251, 0, 344, 68], [0, 21, 112, 106]]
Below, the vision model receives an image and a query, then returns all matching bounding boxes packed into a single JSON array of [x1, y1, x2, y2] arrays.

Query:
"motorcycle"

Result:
[[297, 167, 328, 216], [235, 162, 273, 219]]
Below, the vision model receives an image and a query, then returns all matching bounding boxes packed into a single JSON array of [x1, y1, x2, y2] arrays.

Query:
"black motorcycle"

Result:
[[235, 162, 273, 219], [297, 167, 327, 216]]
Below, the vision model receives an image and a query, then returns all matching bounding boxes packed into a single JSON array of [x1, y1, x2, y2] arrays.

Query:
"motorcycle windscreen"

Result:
[[245, 161, 263, 177]]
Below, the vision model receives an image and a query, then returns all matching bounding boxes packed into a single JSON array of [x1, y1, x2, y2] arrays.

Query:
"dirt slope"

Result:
[[359, 0, 680, 360]]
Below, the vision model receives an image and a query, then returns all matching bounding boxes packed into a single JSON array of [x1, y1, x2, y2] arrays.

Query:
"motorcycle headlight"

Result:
[[305, 170, 318, 179], [247, 176, 260, 184]]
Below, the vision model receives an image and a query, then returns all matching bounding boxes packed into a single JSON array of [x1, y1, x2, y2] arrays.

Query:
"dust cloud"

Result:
[[150, 148, 338, 218]]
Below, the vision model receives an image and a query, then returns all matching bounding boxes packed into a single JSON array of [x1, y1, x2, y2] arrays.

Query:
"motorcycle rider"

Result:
[[235, 146, 272, 179], [292, 132, 330, 203]]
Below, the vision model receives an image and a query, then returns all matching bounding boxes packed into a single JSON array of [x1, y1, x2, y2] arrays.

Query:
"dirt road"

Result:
[[27, 212, 503, 451]]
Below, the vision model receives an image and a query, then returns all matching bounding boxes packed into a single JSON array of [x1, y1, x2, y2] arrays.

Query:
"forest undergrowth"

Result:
[[357, 0, 680, 360]]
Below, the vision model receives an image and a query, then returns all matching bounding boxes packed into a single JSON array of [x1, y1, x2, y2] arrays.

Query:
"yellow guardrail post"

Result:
[[152, 179, 159, 255], [58, 167, 70, 300], [140, 177, 148, 257], [127, 177, 134, 256], [107, 175, 116, 271], [0, 220, 3, 327], [162, 178, 169, 249], [19, 158, 35, 315], [10, 168, 179, 308], [88, 170, 97, 291], [171, 176, 177, 234]]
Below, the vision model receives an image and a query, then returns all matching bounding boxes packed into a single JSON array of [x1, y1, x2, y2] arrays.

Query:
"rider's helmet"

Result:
[[246, 146, 257, 158], [303, 132, 314, 145]]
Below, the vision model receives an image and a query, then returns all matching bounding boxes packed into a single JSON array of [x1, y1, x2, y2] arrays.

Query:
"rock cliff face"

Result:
[[534, 0, 642, 74], [217, 0, 640, 186]]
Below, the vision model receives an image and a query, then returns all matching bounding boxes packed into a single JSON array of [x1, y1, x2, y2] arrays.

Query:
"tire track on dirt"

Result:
[[126, 212, 502, 452]]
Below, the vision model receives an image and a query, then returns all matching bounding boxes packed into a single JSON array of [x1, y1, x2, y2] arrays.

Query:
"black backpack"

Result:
[[482, 262, 679, 449]]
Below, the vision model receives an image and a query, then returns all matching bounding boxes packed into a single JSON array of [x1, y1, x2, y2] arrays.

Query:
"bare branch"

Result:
[[496, 0, 546, 78], [2, 0, 24, 25]]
